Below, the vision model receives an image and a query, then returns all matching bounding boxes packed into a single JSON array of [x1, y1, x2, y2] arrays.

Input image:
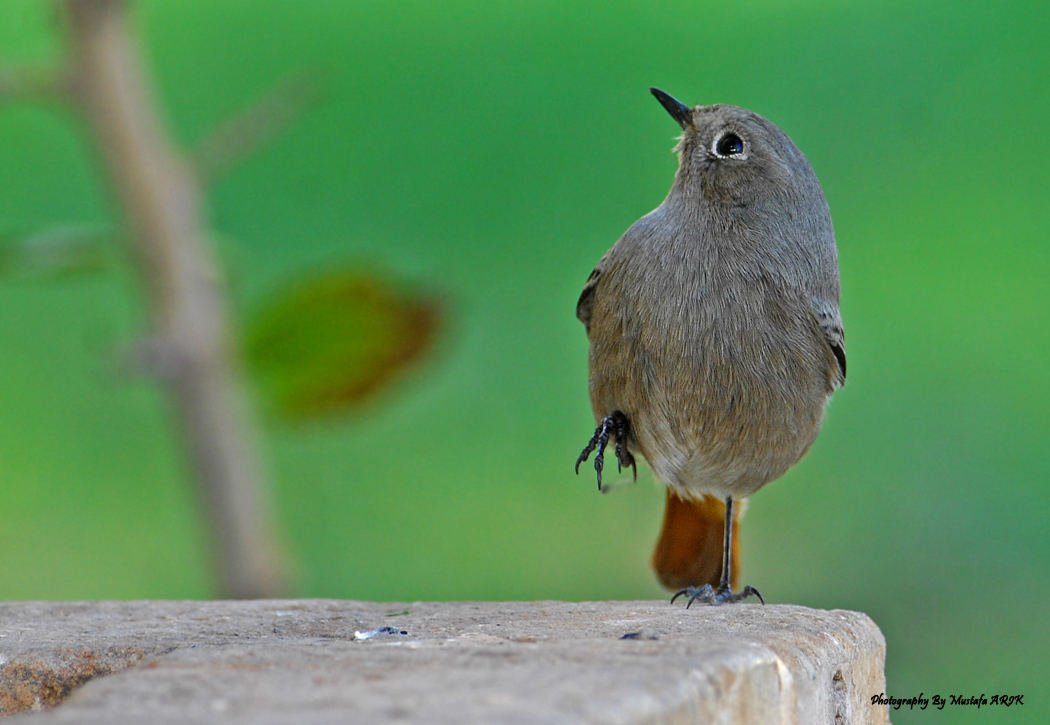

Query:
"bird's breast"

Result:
[[587, 242, 830, 498]]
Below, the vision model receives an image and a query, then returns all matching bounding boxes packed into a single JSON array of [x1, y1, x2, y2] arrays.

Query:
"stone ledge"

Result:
[[0, 600, 888, 724]]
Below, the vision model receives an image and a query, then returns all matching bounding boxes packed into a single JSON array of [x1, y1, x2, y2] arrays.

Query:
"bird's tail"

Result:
[[650, 490, 738, 591]]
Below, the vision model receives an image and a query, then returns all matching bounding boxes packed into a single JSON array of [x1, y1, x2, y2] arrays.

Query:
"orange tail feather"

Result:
[[650, 490, 739, 591]]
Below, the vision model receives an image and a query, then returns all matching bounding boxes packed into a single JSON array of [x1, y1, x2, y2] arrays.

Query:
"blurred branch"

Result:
[[63, 0, 289, 598], [193, 71, 319, 185], [110, 334, 183, 382]]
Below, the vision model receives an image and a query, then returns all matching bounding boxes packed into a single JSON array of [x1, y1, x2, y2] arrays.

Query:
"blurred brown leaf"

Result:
[[244, 267, 440, 421]]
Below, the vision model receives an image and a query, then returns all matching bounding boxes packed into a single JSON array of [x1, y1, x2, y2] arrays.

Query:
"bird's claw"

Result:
[[575, 411, 636, 490], [670, 583, 765, 608]]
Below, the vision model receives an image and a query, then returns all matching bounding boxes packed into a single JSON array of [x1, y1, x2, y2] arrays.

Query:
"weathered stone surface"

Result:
[[0, 600, 888, 724]]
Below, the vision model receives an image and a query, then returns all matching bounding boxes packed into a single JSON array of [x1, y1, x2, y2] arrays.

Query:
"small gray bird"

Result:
[[576, 88, 845, 606]]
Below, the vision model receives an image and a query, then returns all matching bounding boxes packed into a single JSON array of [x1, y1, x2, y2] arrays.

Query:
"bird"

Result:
[[575, 88, 845, 606]]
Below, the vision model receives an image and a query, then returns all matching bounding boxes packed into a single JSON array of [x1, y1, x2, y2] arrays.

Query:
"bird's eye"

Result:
[[714, 133, 744, 157]]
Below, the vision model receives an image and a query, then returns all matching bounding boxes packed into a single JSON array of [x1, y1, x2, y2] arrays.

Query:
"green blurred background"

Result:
[[1, 0, 1047, 722]]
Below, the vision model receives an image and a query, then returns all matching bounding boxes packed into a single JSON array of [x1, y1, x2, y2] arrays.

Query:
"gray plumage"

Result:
[[578, 99, 845, 505]]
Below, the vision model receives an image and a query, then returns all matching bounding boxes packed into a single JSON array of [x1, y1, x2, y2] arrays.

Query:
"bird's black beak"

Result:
[[650, 88, 693, 129]]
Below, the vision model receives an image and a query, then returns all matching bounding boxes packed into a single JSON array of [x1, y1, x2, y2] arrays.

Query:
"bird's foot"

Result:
[[670, 583, 765, 608], [575, 411, 636, 490]]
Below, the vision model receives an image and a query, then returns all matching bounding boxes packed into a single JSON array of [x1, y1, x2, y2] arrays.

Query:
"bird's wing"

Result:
[[811, 297, 846, 387], [575, 256, 607, 330]]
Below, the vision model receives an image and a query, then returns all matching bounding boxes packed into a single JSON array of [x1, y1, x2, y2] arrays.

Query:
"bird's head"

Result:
[[650, 88, 817, 209]]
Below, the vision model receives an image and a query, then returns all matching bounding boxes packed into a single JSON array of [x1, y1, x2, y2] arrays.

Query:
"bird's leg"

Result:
[[670, 496, 765, 607], [576, 411, 634, 491]]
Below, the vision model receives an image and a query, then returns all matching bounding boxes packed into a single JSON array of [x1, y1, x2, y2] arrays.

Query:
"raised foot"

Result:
[[670, 584, 765, 608], [575, 411, 636, 490]]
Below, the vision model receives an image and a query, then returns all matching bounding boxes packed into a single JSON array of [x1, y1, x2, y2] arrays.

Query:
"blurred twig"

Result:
[[193, 71, 319, 185], [62, 0, 289, 598], [0, 64, 72, 103]]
